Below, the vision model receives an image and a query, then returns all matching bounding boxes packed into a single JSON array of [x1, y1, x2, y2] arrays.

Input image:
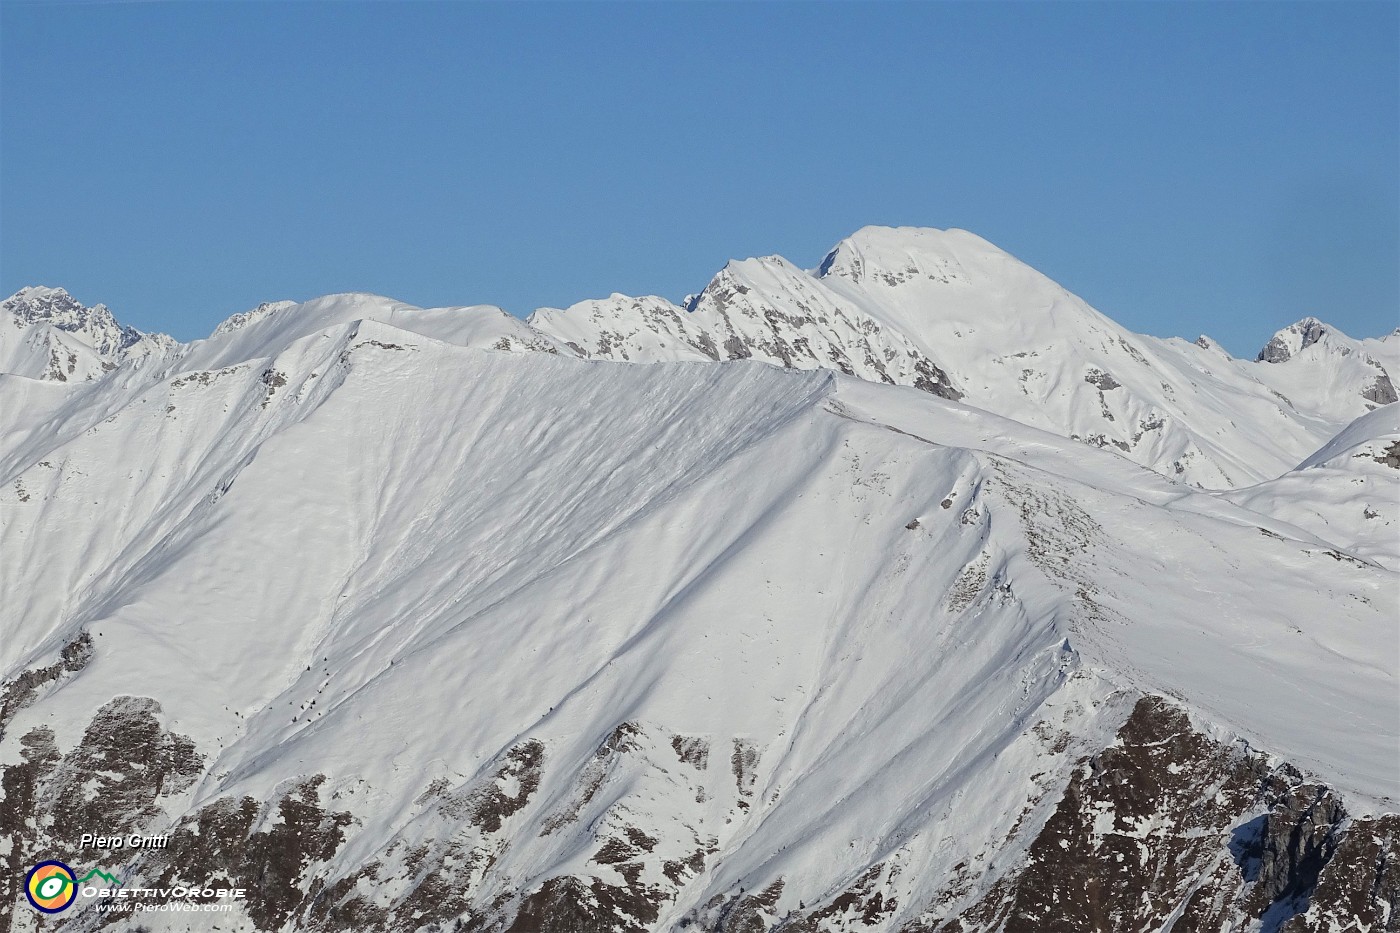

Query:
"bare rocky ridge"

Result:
[[529, 260, 963, 402], [910, 698, 1377, 933]]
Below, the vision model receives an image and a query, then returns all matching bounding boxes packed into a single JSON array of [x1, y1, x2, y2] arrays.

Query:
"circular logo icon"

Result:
[[26, 861, 78, 913]]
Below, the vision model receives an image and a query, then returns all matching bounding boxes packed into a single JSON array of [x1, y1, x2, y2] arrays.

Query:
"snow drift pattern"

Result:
[[0, 227, 1396, 932]]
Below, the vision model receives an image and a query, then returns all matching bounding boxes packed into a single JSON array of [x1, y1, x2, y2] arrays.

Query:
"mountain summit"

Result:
[[1, 228, 1395, 932], [529, 226, 1395, 488], [1, 285, 175, 381], [2, 285, 142, 354], [1258, 316, 1329, 363]]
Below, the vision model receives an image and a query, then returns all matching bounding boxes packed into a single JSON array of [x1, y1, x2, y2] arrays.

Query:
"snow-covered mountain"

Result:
[[1, 228, 1396, 933], [1223, 403, 1400, 571], [1248, 316, 1398, 422], [530, 227, 1392, 489], [0, 286, 178, 382]]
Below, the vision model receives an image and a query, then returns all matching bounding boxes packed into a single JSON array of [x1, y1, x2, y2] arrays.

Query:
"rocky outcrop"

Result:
[[1280, 812, 1400, 932], [529, 261, 963, 401], [1242, 776, 1347, 918], [3, 693, 1395, 932], [0, 696, 203, 931], [0, 632, 92, 739], [136, 776, 354, 931], [915, 696, 1271, 932], [1363, 370, 1399, 406], [802, 697, 1392, 933], [1259, 318, 1328, 363], [2, 287, 143, 357]]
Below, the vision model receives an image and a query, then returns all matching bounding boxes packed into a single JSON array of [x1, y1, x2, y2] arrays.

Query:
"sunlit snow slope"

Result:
[[532, 227, 1394, 489], [2, 228, 1397, 933]]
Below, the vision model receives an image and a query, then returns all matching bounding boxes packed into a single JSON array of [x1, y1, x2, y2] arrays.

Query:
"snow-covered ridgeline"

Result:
[[0, 227, 1396, 932]]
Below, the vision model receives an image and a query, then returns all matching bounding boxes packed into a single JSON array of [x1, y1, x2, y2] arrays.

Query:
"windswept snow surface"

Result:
[[531, 226, 1393, 490], [1221, 403, 1400, 571], [1, 228, 1397, 932]]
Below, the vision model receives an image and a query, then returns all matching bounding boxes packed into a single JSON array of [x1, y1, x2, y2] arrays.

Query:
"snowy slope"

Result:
[[174, 293, 564, 376], [1, 241, 1397, 933], [528, 258, 962, 400], [1221, 403, 1400, 571], [1247, 316, 1398, 421], [531, 227, 1390, 490]]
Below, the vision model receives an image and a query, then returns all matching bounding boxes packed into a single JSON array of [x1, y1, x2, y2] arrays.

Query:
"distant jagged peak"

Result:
[[5, 284, 108, 324], [529, 293, 684, 326], [2, 284, 144, 356], [1246, 316, 1398, 415], [212, 299, 299, 338], [684, 253, 820, 313], [1257, 316, 1332, 363], [1194, 335, 1231, 357], [4, 284, 72, 306]]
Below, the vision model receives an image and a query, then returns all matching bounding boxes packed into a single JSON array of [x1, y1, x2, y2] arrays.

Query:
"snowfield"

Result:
[[1, 227, 1396, 933]]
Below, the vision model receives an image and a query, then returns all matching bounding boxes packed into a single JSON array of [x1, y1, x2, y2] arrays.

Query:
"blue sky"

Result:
[[2, 2, 1395, 355]]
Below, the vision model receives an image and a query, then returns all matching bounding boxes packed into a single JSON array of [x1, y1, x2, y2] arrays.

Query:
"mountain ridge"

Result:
[[15, 225, 1389, 492], [1, 227, 1395, 931]]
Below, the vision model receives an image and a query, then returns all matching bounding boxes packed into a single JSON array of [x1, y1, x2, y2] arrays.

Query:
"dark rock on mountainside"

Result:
[[885, 697, 1389, 933], [0, 696, 203, 932], [0, 632, 93, 739], [1241, 776, 1346, 918], [920, 696, 1274, 932], [134, 776, 354, 931], [1258, 319, 1328, 363], [1364, 370, 1400, 406], [2, 695, 1394, 932], [1280, 813, 1400, 932]]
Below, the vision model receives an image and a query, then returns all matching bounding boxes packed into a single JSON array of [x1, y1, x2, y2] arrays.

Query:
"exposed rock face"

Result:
[[2, 287, 143, 357], [915, 697, 1269, 932], [1259, 318, 1328, 363], [137, 777, 354, 932], [1084, 368, 1121, 390], [1280, 813, 1400, 932], [528, 259, 963, 401], [807, 697, 1391, 933], [505, 873, 666, 933], [479, 698, 1394, 933], [0, 696, 203, 932], [1363, 369, 1399, 405], [2, 690, 1395, 932], [211, 300, 298, 337], [1, 286, 176, 380], [1251, 312, 1398, 415], [0, 632, 92, 738], [1244, 777, 1347, 916]]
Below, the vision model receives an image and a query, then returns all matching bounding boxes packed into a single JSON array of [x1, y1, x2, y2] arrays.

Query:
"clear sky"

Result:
[[2, 2, 1396, 355]]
